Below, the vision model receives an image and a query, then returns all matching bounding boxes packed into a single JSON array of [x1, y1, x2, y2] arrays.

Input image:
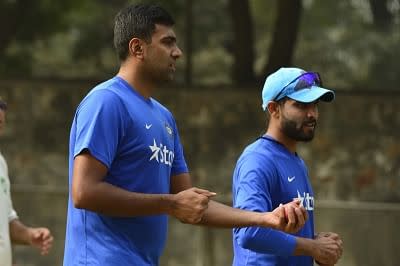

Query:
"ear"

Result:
[[266, 101, 280, 119], [128, 38, 144, 59]]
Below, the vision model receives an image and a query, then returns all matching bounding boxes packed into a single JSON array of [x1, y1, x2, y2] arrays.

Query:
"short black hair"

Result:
[[277, 97, 289, 106], [113, 3, 175, 61]]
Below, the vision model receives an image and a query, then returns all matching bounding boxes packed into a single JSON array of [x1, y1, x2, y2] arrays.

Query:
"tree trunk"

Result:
[[184, 0, 193, 86], [0, 2, 18, 56], [369, 0, 393, 30], [228, 0, 255, 85], [262, 0, 302, 77]]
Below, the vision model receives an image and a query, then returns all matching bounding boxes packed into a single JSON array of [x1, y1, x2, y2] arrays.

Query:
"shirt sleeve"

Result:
[[8, 207, 18, 222], [2, 163, 18, 222], [73, 90, 125, 168], [233, 152, 297, 256]]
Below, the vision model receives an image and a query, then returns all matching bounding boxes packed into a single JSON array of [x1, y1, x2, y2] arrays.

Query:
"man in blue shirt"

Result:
[[63, 4, 308, 266], [232, 68, 343, 266]]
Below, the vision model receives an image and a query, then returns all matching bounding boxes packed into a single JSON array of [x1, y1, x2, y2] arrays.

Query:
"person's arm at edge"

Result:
[[9, 219, 53, 255], [9, 219, 32, 245]]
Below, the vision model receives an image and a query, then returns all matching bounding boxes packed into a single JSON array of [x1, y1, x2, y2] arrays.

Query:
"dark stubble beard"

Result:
[[147, 67, 172, 85], [152, 65, 174, 83], [142, 58, 174, 86], [281, 114, 316, 142]]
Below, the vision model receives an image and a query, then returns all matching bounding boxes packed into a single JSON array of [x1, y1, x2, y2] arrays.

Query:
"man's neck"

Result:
[[265, 128, 297, 154], [117, 65, 154, 99]]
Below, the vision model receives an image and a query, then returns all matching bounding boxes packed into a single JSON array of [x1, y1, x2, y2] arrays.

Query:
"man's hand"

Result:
[[264, 200, 308, 233], [169, 187, 216, 224], [314, 232, 343, 265], [311, 233, 343, 265], [28, 227, 54, 255]]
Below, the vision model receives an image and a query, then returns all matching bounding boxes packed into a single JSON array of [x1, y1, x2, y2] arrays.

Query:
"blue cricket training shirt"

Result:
[[232, 135, 315, 266], [63, 76, 188, 265]]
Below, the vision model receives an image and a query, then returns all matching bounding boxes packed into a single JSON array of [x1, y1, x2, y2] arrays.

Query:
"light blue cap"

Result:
[[261, 67, 335, 110]]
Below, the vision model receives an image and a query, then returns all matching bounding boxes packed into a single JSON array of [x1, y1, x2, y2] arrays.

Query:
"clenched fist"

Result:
[[169, 187, 216, 224], [263, 199, 308, 233]]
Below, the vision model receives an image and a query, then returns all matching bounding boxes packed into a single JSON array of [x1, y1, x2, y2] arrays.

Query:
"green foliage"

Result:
[[0, 0, 399, 89], [0, 0, 79, 41], [294, 0, 400, 89], [0, 0, 83, 77]]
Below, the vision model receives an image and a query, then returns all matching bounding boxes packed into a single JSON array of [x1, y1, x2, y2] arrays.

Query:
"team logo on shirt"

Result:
[[297, 190, 314, 211], [148, 139, 174, 166], [165, 122, 173, 136]]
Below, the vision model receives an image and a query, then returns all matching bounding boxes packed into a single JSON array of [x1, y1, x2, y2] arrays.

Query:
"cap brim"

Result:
[[287, 86, 335, 103]]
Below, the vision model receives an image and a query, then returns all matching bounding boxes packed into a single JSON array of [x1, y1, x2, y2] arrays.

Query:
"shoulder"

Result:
[[83, 79, 123, 105], [76, 79, 127, 116], [236, 139, 278, 175], [241, 139, 276, 164], [233, 141, 279, 190]]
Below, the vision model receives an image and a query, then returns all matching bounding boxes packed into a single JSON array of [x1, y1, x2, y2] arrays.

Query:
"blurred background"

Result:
[[0, 0, 399, 265]]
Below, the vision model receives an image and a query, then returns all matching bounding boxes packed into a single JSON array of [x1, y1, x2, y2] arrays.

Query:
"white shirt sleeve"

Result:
[[0, 152, 19, 222]]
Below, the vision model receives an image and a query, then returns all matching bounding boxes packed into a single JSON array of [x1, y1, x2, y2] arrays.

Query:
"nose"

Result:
[[172, 45, 182, 59], [307, 104, 318, 119]]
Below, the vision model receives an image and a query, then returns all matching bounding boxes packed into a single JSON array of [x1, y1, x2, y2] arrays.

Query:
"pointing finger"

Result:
[[192, 188, 217, 197]]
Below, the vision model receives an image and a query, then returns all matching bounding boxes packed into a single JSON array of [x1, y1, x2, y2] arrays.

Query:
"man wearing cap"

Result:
[[232, 67, 343, 266]]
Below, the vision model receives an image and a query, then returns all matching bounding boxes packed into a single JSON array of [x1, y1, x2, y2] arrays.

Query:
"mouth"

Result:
[[169, 63, 176, 72], [303, 121, 316, 130]]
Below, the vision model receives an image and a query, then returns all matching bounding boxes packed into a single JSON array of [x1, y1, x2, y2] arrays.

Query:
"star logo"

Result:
[[149, 139, 161, 162]]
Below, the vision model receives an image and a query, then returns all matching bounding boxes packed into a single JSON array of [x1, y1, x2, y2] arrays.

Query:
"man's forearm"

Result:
[[9, 219, 31, 245], [73, 181, 175, 217], [293, 237, 315, 256], [198, 200, 265, 228], [73, 182, 214, 224]]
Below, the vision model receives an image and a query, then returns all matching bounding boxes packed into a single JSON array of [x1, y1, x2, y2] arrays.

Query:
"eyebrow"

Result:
[[160, 35, 176, 42]]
